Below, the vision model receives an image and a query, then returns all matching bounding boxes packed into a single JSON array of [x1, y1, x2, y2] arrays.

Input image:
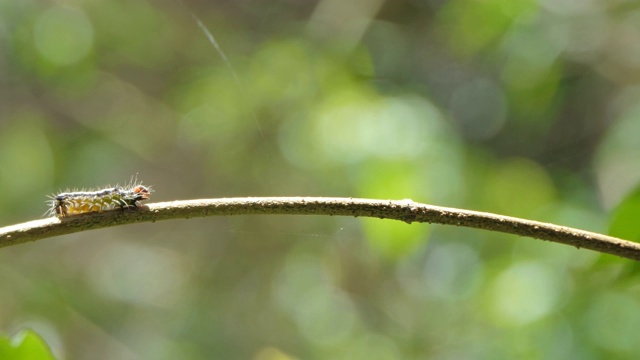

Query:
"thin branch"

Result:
[[1, 197, 638, 261]]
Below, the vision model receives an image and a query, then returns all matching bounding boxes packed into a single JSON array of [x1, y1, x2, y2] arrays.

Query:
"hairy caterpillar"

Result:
[[48, 180, 152, 217]]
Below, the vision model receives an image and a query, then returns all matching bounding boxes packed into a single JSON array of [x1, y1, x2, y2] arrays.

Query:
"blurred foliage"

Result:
[[610, 184, 640, 242], [1, 0, 640, 359]]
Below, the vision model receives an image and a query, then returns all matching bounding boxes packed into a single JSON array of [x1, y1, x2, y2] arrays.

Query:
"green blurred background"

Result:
[[1, 0, 640, 358]]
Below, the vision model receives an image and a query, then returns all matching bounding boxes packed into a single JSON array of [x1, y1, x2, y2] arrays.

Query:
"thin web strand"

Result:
[[190, 13, 264, 137]]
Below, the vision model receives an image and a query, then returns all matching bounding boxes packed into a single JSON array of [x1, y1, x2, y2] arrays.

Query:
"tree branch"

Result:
[[1, 197, 637, 261]]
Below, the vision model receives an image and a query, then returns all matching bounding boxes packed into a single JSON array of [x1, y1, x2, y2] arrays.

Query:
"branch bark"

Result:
[[1, 197, 637, 261]]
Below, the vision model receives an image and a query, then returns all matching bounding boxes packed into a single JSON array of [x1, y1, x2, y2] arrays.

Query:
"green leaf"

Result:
[[0, 329, 56, 360], [609, 185, 640, 242]]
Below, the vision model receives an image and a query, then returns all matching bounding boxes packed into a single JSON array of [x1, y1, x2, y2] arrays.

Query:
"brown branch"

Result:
[[1, 197, 637, 261]]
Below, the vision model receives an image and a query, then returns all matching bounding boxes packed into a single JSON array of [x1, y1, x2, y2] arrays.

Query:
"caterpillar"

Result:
[[48, 180, 152, 217]]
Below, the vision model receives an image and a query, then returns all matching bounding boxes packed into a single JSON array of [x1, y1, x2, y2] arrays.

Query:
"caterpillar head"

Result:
[[133, 185, 152, 201]]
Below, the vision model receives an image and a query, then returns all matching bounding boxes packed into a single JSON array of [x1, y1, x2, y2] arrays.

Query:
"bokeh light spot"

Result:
[[33, 5, 94, 66], [487, 261, 561, 326], [423, 243, 484, 300], [449, 78, 507, 140], [87, 242, 190, 307]]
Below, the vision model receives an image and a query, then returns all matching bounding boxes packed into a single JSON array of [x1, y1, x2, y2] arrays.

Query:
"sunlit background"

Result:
[[1, 0, 640, 358]]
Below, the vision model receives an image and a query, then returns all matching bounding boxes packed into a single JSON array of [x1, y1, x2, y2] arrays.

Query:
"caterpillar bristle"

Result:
[[47, 177, 153, 218]]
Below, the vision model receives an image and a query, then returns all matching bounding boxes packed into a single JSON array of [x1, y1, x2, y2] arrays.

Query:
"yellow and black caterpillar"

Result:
[[48, 180, 152, 217]]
